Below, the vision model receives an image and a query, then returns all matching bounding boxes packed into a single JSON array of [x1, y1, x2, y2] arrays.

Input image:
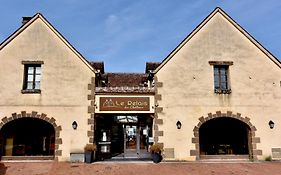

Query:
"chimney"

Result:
[[22, 16, 32, 25]]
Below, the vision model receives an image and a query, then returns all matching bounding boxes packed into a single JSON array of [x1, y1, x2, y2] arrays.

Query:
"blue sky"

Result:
[[1, 0, 281, 72]]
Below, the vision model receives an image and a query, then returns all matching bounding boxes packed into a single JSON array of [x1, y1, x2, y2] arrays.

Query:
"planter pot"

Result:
[[85, 151, 92, 163], [151, 152, 162, 163], [85, 151, 96, 163]]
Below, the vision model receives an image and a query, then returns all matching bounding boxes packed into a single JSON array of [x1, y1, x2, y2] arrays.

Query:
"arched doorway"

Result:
[[0, 118, 55, 158], [190, 112, 262, 160], [199, 117, 250, 156]]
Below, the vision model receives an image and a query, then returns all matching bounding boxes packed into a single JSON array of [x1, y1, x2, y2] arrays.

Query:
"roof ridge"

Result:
[[0, 12, 96, 73], [154, 7, 281, 73]]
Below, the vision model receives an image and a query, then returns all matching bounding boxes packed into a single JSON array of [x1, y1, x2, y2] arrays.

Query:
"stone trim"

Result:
[[21, 60, 44, 65], [88, 106, 95, 113], [272, 148, 281, 160], [155, 94, 162, 101], [0, 111, 62, 160], [95, 87, 155, 94], [155, 107, 163, 113], [88, 77, 95, 143], [190, 111, 262, 160], [21, 89, 41, 94], [155, 119, 163, 125], [153, 75, 164, 145], [164, 148, 175, 158], [155, 82, 163, 88], [154, 131, 164, 137], [208, 61, 233, 65]]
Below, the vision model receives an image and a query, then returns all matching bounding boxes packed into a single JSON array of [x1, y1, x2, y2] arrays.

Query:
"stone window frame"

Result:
[[21, 61, 44, 94], [190, 111, 262, 161], [0, 111, 62, 161], [209, 61, 233, 94]]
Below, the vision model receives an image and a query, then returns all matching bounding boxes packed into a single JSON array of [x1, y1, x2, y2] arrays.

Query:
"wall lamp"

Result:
[[176, 121, 182, 129], [269, 120, 274, 129], [72, 121, 78, 130]]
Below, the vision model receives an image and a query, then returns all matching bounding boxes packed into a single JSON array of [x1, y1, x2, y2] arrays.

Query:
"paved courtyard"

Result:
[[1, 161, 281, 175]]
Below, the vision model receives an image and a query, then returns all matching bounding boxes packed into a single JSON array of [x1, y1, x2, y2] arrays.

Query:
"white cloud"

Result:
[[104, 14, 123, 35], [2, 0, 280, 72], [106, 15, 119, 25]]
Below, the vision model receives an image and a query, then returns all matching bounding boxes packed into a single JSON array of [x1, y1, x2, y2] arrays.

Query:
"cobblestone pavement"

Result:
[[1, 161, 281, 175]]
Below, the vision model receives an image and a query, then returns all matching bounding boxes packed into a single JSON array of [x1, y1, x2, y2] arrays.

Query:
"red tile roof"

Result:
[[106, 73, 147, 87], [90, 62, 157, 94]]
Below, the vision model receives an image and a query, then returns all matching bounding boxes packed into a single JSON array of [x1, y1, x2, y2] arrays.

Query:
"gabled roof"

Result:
[[0, 13, 96, 73], [154, 7, 281, 73]]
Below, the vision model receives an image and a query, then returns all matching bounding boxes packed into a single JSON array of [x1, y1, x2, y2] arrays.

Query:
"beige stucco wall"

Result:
[[156, 13, 281, 160], [0, 18, 95, 161]]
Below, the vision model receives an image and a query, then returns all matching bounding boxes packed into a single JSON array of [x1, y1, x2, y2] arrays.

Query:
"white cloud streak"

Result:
[[1, 0, 281, 72]]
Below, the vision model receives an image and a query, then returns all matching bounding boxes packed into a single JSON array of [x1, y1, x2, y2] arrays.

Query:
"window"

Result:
[[209, 61, 232, 94], [213, 65, 231, 94], [22, 61, 43, 93]]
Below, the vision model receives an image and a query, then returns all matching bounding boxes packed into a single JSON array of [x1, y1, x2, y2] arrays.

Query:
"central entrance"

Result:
[[124, 124, 143, 157], [95, 114, 153, 160]]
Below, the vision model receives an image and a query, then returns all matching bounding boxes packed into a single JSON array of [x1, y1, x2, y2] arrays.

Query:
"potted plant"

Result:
[[150, 143, 163, 163], [84, 143, 97, 163]]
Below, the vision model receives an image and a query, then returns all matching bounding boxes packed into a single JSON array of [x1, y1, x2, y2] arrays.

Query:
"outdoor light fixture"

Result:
[[72, 121, 78, 130], [176, 121, 182, 129], [269, 120, 274, 129]]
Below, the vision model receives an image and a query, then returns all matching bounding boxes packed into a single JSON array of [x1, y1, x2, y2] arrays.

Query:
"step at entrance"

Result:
[[1, 156, 54, 161], [199, 155, 250, 162]]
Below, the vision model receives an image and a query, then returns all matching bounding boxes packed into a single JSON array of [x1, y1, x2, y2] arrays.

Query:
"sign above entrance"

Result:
[[100, 97, 149, 111], [95, 95, 155, 113]]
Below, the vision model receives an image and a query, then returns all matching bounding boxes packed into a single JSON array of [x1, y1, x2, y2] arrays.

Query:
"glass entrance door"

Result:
[[96, 115, 152, 159], [124, 125, 139, 157], [123, 125, 151, 158], [125, 125, 137, 150]]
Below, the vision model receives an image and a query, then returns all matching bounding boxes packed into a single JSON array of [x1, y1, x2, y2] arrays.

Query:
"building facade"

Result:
[[0, 8, 280, 161], [0, 14, 95, 161]]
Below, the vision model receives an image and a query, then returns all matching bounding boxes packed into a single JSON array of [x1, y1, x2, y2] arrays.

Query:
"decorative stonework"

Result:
[[272, 148, 281, 160], [0, 111, 62, 160], [95, 87, 155, 94], [153, 76, 164, 146], [190, 111, 262, 160], [88, 77, 96, 143], [208, 61, 233, 65], [164, 148, 175, 159], [214, 88, 232, 94]]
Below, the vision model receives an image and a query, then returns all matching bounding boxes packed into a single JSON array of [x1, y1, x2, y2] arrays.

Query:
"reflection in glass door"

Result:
[[124, 125, 138, 157], [124, 124, 150, 158], [125, 125, 137, 150], [95, 115, 152, 159]]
